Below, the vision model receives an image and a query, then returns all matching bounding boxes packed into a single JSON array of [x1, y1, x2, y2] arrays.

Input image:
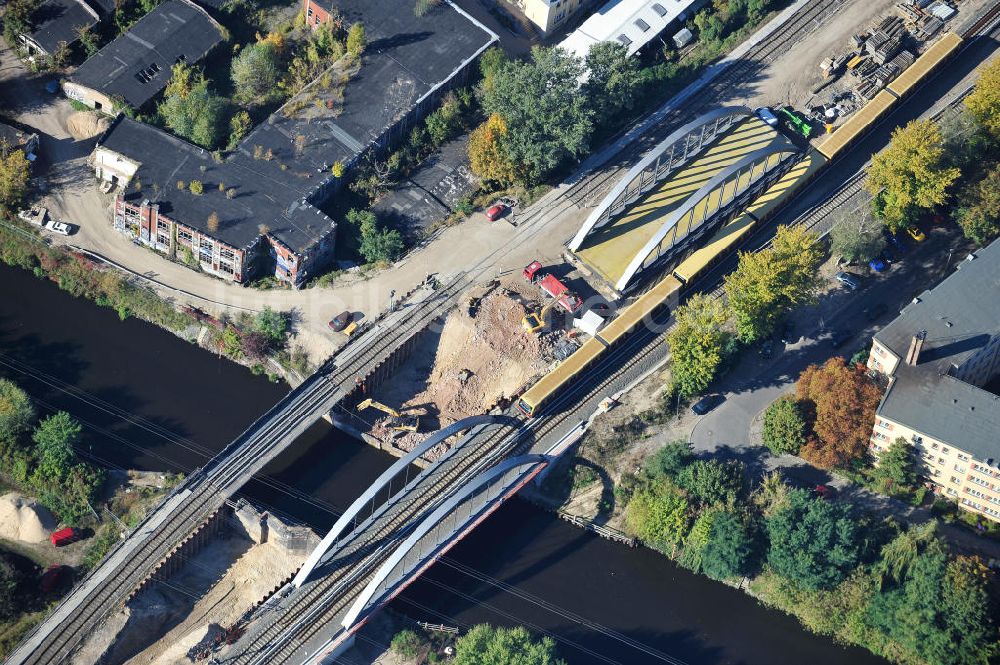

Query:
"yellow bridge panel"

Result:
[[575, 116, 779, 286]]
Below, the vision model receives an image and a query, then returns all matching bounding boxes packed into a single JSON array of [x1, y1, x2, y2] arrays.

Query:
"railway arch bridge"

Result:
[[570, 107, 803, 293]]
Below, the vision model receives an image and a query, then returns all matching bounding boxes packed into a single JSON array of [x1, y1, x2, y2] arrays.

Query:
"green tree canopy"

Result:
[[872, 437, 917, 494], [701, 511, 758, 580], [231, 42, 281, 105], [252, 307, 289, 345], [0, 143, 31, 212], [964, 57, 1000, 140], [867, 119, 960, 232], [867, 549, 998, 665], [830, 208, 886, 263], [645, 440, 694, 480], [159, 64, 228, 149], [625, 483, 690, 554], [32, 411, 82, 483], [583, 41, 641, 127], [482, 46, 593, 185], [666, 293, 729, 398], [677, 459, 745, 506], [346, 208, 403, 264], [761, 396, 806, 456], [453, 624, 566, 665], [954, 162, 1000, 246], [0, 379, 35, 443], [766, 488, 863, 590], [346, 22, 366, 59], [724, 225, 822, 343]]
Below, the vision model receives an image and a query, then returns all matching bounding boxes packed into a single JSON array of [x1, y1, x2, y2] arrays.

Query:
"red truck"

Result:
[[523, 261, 583, 314], [50, 527, 79, 547]]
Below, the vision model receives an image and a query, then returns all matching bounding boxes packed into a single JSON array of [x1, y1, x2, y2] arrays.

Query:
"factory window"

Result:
[[634, 18, 650, 31], [652, 2, 667, 15], [617, 34, 632, 46]]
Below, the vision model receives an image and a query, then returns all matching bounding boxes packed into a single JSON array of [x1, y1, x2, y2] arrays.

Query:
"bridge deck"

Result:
[[575, 116, 779, 286]]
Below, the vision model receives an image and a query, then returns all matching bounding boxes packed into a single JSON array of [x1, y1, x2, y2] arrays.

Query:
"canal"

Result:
[[0, 262, 885, 665]]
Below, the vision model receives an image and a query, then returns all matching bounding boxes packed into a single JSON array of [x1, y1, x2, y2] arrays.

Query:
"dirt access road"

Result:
[[0, 0, 925, 364]]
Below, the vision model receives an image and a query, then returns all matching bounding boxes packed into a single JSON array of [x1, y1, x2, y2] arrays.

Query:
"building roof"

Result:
[[0, 120, 39, 155], [24, 0, 100, 55], [558, 0, 696, 61], [875, 238, 1000, 462], [69, 0, 224, 110], [98, 116, 335, 254], [249, 0, 496, 186]]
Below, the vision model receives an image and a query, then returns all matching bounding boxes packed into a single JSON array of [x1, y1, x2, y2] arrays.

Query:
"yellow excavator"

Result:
[[522, 301, 556, 334], [356, 398, 420, 433]]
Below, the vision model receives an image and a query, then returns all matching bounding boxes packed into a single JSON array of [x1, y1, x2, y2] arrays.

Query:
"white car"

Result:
[[44, 220, 72, 236]]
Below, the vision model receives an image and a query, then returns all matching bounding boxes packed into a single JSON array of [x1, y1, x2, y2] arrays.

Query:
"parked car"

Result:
[[835, 271, 861, 291], [328, 311, 353, 332], [779, 320, 797, 345], [883, 228, 906, 252], [44, 220, 71, 236], [814, 484, 837, 500], [50, 527, 79, 547], [906, 226, 926, 242], [869, 257, 888, 272], [864, 302, 889, 321], [756, 107, 779, 127], [39, 565, 66, 594], [691, 394, 723, 415], [829, 330, 851, 348], [485, 203, 508, 221]]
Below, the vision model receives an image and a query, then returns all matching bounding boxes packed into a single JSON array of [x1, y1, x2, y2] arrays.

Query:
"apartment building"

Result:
[[867, 239, 1000, 522]]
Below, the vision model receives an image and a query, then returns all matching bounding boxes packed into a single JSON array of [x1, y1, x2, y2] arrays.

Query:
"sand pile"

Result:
[[66, 111, 110, 140], [0, 492, 58, 543]]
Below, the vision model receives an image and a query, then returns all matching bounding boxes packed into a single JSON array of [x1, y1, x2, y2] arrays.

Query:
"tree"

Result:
[[206, 212, 219, 232], [830, 207, 885, 263], [454, 624, 566, 665], [222, 327, 242, 358], [666, 294, 729, 398], [677, 459, 745, 506], [346, 209, 403, 264], [478, 46, 507, 94], [0, 554, 24, 622], [2, 0, 38, 48], [766, 488, 863, 590], [0, 379, 35, 443], [954, 163, 1000, 246], [231, 42, 281, 105], [866, 120, 960, 232], [413, 0, 442, 16], [390, 629, 425, 658], [624, 483, 690, 554], [0, 144, 31, 211], [240, 330, 270, 361], [872, 437, 917, 493], [867, 549, 998, 665], [761, 396, 806, 456], [346, 22, 366, 58], [32, 411, 82, 483], [964, 57, 1000, 139], [75, 24, 99, 57], [482, 46, 593, 185], [724, 225, 822, 343], [159, 64, 228, 149], [796, 357, 882, 469], [645, 440, 693, 480], [702, 511, 757, 580], [468, 113, 518, 187], [229, 110, 252, 149], [252, 306, 288, 345], [189, 180, 204, 195], [583, 41, 641, 127], [694, 9, 725, 43]]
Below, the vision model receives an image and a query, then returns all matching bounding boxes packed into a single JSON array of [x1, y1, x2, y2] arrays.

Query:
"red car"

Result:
[[50, 527, 79, 547], [485, 203, 508, 221]]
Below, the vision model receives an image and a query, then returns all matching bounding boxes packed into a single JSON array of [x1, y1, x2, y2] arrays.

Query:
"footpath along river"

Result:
[[0, 262, 885, 664]]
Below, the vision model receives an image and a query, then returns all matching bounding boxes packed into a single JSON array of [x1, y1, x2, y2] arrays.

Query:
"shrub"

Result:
[[761, 396, 806, 456]]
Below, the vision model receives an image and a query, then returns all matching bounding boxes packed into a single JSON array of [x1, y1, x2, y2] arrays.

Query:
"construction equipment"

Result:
[[779, 107, 813, 138], [522, 301, 557, 334], [356, 398, 420, 432]]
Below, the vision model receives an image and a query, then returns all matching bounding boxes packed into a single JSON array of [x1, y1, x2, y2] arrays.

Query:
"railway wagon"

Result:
[[517, 32, 964, 419]]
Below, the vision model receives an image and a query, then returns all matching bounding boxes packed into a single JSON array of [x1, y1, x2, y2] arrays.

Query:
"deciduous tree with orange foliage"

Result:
[[795, 357, 882, 469]]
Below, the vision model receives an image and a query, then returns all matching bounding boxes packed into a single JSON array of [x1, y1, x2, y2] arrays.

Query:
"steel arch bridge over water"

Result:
[[570, 108, 803, 293]]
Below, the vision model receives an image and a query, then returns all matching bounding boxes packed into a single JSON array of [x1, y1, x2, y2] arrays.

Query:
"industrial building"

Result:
[[0, 120, 39, 161], [90, 0, 496, 286], [13, 0, 110, 60], [63, 0, 225, 113], [867, 238, 1000, 523], [559, 0, 702, 60]]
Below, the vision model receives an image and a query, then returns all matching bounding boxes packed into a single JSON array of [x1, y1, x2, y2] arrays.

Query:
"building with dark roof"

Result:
[[90, 0, 496, 286], [0, 120, 40, 160], [867, 238, 1000, 522], [16, 0, 101, 58], [63, 0, 225, 112]]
